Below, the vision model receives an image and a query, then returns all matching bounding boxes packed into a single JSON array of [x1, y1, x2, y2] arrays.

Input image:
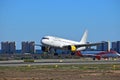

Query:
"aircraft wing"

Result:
[[74, 42, 102, 47], [63, 42, 102, 48], [62, 42, 103, 51]]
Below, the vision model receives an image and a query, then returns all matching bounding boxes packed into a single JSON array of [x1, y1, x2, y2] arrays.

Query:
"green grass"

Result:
[[0, 64, 120, 72]]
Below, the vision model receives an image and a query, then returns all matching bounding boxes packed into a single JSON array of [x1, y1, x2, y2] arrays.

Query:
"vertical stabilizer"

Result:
[[80, 30, 88, 44]]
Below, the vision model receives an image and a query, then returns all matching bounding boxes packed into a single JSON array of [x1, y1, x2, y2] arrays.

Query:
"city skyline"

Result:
[[0, 41, 120, 54], [0, 0, 120, 49]]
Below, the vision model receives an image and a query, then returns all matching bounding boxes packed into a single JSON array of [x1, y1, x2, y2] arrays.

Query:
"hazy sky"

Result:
[[0, 0, 120, 49]]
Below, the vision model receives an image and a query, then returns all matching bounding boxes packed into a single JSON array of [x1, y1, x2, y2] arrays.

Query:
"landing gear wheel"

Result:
[[71, 52, 75, 55], [54, 53, 58, 56], [41, 46, 49, 52], [93, 57, 96, 60]]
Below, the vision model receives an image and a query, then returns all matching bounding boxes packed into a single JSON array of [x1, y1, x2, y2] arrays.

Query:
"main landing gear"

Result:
[[41, 46, 58, 56]]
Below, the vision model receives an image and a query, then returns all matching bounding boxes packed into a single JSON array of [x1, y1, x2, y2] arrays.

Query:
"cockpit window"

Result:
[[42, 37, 49, 40]]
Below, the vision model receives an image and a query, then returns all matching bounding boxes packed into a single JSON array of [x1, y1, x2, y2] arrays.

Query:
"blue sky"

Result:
[[0, 0, 120, 49]]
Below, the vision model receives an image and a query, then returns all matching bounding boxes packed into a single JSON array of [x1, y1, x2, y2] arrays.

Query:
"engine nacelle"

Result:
[[96, 55, 101, 60], [68, 45, 77, 52]]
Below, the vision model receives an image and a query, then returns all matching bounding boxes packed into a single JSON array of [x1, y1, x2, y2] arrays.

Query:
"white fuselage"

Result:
[[41, 36, 86, 50], [81, 51, 120, 58]]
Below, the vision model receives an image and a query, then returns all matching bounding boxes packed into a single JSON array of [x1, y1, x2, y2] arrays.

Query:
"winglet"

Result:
[[80, 30, 88, 44]]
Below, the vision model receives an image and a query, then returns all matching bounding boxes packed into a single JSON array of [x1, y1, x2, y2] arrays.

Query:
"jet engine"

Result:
[[93, 55, 101, 60], [96, 55, 101, 60], [68, 45, 77, 52]]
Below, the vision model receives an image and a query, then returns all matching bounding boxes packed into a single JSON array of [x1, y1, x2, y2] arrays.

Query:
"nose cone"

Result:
[[41, 38, 50, 46], [41, 39, 46, 45], [117, 53, 120, 56], [41, 36, 50, 45], [113, 51, 120, 57]]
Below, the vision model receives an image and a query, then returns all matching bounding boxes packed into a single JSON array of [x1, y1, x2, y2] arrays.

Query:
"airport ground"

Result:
[[0, 53, 120, 80], [0, 64, 120, 80], [0, 59, 120, 80]]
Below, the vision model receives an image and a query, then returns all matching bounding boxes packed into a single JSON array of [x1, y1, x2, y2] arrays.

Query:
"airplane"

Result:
[[39, 30, 102, 54], [75, 50, 120, 60]]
